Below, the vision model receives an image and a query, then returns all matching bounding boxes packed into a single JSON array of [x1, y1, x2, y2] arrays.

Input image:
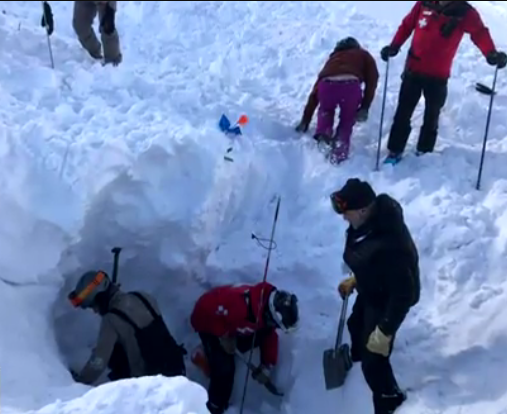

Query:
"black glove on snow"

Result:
[[487, 51, 507, 69], [40, 1, 54, 36], [100, 3, 116, 35], [380, 45, 399, 62], [295, 121, 309, 133]]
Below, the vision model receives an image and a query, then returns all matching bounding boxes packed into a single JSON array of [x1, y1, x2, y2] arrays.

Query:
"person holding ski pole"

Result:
[[380, 1, 507, 165], [189, 282, 299, 414], [295, 36, 379, 163], [331, 178, 420, 414]]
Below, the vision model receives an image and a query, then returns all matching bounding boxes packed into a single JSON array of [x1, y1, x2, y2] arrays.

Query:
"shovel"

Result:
[[322, 295, 353, 390]]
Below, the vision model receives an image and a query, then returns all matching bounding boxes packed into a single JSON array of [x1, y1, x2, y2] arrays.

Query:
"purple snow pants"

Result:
[[315, 78, 362, 160]]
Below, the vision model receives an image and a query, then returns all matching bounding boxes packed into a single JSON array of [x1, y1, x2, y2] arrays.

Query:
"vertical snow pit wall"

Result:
[[0, 136, 86, 411], [52, 142, 218, 386]]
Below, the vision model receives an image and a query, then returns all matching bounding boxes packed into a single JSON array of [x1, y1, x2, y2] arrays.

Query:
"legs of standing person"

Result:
[[416, 78, 448, 154], [73, 1, 102, 59], [199, 333, 235, 414], [97, 1, 122, 65], [360, 307, 405, 414], [332, 80, 362, 161], [346, 294, 365, 363], [385, 72, 423, 162]]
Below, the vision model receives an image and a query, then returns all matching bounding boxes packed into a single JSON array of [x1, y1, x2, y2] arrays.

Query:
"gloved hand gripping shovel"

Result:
[[322, 295, 353, 390], [234, 350, 284, 397]]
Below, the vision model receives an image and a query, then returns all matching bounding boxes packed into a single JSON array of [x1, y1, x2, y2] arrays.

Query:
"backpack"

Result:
[[108, 292, 187, 378]]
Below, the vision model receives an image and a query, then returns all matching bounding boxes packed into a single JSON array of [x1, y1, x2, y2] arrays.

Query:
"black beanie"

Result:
[[331, 178, 376, 213]]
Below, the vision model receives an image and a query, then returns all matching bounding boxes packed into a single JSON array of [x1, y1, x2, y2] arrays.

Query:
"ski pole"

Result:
[[375, 57, 390, 171], [41, 1, 54, 69], [111, 247, 122, 284], [475, 66, 499, 191], [239, 196, 281, 414]]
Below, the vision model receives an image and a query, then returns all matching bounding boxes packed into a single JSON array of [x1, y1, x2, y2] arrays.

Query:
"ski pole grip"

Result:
[[111, 247, 122, 284], [475, 82, 495, 96]]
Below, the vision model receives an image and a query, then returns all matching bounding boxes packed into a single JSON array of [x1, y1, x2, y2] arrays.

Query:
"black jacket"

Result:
[[343, 194, 420, 336]]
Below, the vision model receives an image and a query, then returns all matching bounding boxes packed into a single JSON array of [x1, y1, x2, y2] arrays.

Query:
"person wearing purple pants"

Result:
[[316, 77, 363, 161], [296, 37, 379, 163]]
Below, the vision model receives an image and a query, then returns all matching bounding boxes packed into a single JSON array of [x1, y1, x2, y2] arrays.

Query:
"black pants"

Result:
[[387, 71, 448, 155], [108, 342, 131, 381], [199, 331, 268, 414], [347, 296, 400, 400]]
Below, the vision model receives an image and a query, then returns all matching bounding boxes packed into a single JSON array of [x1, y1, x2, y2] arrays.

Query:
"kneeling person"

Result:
[[68, 270, 186, 384]]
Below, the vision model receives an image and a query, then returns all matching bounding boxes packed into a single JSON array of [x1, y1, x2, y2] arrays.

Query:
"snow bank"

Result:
[[1, 1, 507, 414], [25, 376, 209, 414]]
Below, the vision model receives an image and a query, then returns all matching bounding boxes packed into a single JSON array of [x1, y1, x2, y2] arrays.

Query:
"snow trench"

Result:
[[2, 1, 507, 414]]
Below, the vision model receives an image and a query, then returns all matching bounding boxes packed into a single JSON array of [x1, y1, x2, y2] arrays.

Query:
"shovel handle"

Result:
[[335, 295, 349, 351]]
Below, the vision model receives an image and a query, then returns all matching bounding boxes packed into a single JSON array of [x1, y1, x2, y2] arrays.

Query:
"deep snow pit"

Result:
[[48, 150, 300, 414], [2, 1, 507, 414]]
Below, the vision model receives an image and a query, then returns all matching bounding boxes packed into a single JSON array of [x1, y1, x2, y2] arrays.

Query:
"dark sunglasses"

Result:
[[330, 192, 347, 215]]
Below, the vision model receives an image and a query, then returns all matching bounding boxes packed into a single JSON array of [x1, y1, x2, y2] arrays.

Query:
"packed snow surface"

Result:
[[1, 1, 507, 413]]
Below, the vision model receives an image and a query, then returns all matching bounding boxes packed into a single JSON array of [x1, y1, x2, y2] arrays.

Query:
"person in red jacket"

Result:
[[380, 1, 507, 165], [190, 282, 299, 414], [296, 36, 379, 163]]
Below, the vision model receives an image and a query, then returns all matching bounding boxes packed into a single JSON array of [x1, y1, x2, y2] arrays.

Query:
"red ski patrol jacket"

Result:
[[391, 1, 496, 79], [190, 281, 279, 366]]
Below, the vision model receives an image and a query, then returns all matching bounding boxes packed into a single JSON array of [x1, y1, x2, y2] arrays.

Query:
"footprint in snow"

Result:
[[469, 285, 504, 310]]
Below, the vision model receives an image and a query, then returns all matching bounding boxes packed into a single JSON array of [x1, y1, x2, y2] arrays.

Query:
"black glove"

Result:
[[252, 365, 272, 385], [356, 107, 368, 123], [100, 3, 116, 35], [487, 50, 507, 69], [380, 45, 399, 62], [40, 1, 54, 36], [295, 121, 309, 133]]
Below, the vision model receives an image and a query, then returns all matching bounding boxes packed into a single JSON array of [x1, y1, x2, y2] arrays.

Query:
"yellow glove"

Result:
[[338, 275, 356, 299], [366, 326, 392, 357]]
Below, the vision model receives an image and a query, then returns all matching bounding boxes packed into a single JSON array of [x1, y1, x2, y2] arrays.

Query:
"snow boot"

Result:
[[104, 52, 122, 67], [328, 140, 349, 164], [373, 389, 407, 414], [313, 133, 332, 145], [383, 151, 402, 165], [206, 401, 226, 414]]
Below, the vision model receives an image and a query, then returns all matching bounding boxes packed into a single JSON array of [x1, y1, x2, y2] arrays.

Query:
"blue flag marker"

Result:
[[219, 114, 242, 136]]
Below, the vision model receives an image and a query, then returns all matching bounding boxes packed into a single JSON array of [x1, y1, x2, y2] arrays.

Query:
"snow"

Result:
[[1, 0, 507, 413]]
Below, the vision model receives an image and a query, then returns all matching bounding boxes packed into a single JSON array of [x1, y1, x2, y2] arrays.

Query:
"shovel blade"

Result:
[[322, 344, 352, 390]]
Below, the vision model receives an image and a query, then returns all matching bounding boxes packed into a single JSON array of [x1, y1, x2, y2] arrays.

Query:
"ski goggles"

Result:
[[68, 271, 106, 308], [330, 191, 347, 215]]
